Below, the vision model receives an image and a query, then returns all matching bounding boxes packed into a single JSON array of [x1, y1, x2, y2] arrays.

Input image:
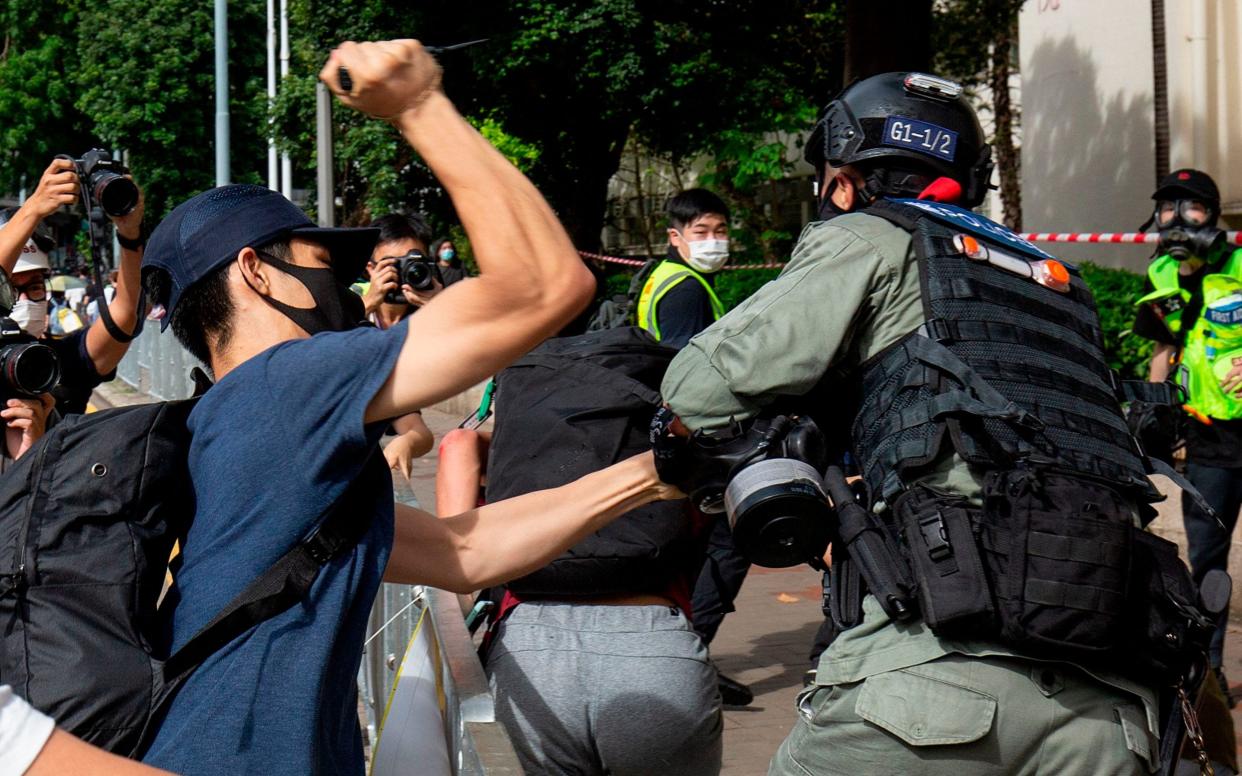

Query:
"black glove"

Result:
[[650, 410, 827, 513], [1126, 400, 1186, 466], [649, 407, 693, 491]]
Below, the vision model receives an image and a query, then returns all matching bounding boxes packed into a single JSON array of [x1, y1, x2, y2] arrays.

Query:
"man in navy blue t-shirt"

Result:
[[139, 40, 680, 774]]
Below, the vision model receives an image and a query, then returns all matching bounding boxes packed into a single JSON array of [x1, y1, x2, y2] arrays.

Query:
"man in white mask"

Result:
[[635, 187, 756, 706], [636, 188, 729, 349], [0, 158, 147, 415]]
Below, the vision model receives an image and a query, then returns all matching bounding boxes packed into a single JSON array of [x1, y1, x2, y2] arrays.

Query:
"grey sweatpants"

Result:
[[485, 601, 723, 775]]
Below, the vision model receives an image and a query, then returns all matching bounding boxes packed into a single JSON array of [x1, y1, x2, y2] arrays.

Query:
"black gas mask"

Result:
[[651, 411, 833, 568], [1153, 199, 1225, 262]]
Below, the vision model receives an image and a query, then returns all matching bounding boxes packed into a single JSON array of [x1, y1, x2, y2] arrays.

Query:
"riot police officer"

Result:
[[656, 73, 1208, 774]]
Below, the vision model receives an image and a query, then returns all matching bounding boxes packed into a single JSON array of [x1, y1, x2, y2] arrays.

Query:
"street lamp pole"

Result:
[[267, 0, 278, 190], [279, 0, 292, 199], [214, 0, 229, 186]]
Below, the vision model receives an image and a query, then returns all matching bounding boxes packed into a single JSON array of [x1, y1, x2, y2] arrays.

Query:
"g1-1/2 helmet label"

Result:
[[883, 116, 958, 162]]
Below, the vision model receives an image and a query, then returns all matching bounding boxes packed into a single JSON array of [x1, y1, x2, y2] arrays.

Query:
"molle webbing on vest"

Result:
[[852, 201, 1152, 504]]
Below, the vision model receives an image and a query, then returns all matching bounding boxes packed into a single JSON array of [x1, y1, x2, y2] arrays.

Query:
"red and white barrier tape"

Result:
[[577, 251, 785, 270], [1020, 232, 1242, 245], [581, 231, 1242, 271]]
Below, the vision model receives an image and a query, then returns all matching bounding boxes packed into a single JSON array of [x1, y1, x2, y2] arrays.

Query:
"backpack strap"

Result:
[[154, 450, 380, 705]]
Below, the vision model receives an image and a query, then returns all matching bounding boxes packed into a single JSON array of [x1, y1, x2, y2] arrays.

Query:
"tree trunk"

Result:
[[845, 0, 933, 81], [534, 125, 630, 253], [989, 5, 1022, 230]]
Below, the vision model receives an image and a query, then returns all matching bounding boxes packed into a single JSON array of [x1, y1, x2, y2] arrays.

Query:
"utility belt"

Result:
[[826, 465, 1215, 684]]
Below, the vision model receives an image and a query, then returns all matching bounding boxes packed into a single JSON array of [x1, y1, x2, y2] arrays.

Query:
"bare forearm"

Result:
[[85, 245, 142, 374], [385, 455, 668, 591], [1149, 343, 1175, 383], [0, 205, 42, 275], [28, 729, 175, 775]]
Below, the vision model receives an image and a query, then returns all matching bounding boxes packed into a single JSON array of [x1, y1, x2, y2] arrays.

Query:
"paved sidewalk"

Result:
[[711, 565, 822, 775]]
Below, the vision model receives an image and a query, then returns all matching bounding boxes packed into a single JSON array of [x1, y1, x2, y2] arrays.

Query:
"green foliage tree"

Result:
[[76, 0, 271, 222], [1078, 262, 1153, 380], [275, 1, 849, 248], [933, 0, 1027, 228], [0, 0, 97, 197], [0, 0, 273, 228]]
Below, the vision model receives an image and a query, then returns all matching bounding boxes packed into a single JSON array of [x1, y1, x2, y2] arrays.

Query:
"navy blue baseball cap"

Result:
[[143, 184, 379, 330]]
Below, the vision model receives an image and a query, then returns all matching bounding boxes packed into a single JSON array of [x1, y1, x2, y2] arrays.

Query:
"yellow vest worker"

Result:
[[635, 189, 730, 350], [1132, 167, 1242, 711]]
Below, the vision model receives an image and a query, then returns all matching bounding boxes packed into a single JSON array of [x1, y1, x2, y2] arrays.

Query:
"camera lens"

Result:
[[404, 260, 434, 291], [91, 171, 139, 218], [0, 342, 60, 397]]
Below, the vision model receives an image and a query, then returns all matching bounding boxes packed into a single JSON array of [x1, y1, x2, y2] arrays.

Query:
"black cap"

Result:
[[1153, 168, 1220, 205], [143, 185, 379, 330]]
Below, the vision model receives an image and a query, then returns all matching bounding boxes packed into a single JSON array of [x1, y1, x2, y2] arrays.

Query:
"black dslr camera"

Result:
[[0, 317, 59, 400], [385, 249, 442, 303], [0, 275, 59, 399], [651, 412, 833, 568], [68, 149, 139, 218]]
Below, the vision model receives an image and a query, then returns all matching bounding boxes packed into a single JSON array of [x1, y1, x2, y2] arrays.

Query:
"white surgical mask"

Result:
[[681, 234, 730, 273], [10, 299, 47, 339]]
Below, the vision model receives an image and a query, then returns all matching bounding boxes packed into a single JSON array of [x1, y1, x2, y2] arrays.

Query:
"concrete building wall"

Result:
[[1020, 0, 1242, 271], [1165, 0, 1242, 218], [1019, 0, 1157, 270]]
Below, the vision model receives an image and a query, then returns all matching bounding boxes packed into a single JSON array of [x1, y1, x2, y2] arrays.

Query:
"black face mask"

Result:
[[817, 178, 852, 221], [1157, 224, 1226, 263], [253, 252, 364, 335]]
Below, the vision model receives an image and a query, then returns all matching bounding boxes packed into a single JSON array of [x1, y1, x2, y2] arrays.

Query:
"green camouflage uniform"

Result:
[[662, 212, 1160, 775]]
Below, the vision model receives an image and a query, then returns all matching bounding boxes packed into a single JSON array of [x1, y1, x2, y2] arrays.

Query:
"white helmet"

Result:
[[0, 208, 53, 275], [12, 239, 50, 274]]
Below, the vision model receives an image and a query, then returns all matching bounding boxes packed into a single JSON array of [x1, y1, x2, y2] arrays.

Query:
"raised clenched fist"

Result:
[[319, 39, 442, 121]]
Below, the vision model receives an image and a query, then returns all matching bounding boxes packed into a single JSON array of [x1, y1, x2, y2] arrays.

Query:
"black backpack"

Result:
[[0, 399, 373, 756], [486, 327, 695, 596], [586, 258, 660, 332]]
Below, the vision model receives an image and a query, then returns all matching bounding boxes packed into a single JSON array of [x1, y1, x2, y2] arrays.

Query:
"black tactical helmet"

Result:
[[806, 72, 994, 207]]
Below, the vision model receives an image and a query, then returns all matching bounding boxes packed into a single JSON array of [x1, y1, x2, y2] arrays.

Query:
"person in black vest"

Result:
[[655, 72, 1201, 775]]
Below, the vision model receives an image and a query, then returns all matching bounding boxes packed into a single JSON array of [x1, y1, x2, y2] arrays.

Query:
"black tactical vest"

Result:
[[815, 200, 1218, 682], [850, 199, 1155, 507]]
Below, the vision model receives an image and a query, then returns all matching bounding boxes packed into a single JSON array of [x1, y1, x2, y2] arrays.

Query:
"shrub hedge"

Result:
[[602, 259, 1153, 379]]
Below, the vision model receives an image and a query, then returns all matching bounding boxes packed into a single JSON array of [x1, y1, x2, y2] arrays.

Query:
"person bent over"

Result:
[[475, 330, 721, 775]]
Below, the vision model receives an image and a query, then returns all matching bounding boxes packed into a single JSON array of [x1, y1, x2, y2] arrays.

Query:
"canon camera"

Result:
[[64, 149, 139, 218], [0, 317, 59, 400], [651, 412, 833, 568], [385, 250, 441, 303]]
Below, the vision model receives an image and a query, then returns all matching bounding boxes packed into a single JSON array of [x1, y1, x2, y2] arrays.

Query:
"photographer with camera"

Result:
[[132, 39, 680, 775], [0, 157, 146, 416], [356, 212, 438, 476], [358, 212, 443, 326]]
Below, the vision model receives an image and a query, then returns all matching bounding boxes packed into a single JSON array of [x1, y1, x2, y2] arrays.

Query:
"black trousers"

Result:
[[690, 516, 751, 645], [1183, 461, 1242, 668]]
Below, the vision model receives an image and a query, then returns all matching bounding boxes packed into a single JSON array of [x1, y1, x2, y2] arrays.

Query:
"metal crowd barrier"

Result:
[[115, 326, 520, 774], [115, 322, 198, 400]]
